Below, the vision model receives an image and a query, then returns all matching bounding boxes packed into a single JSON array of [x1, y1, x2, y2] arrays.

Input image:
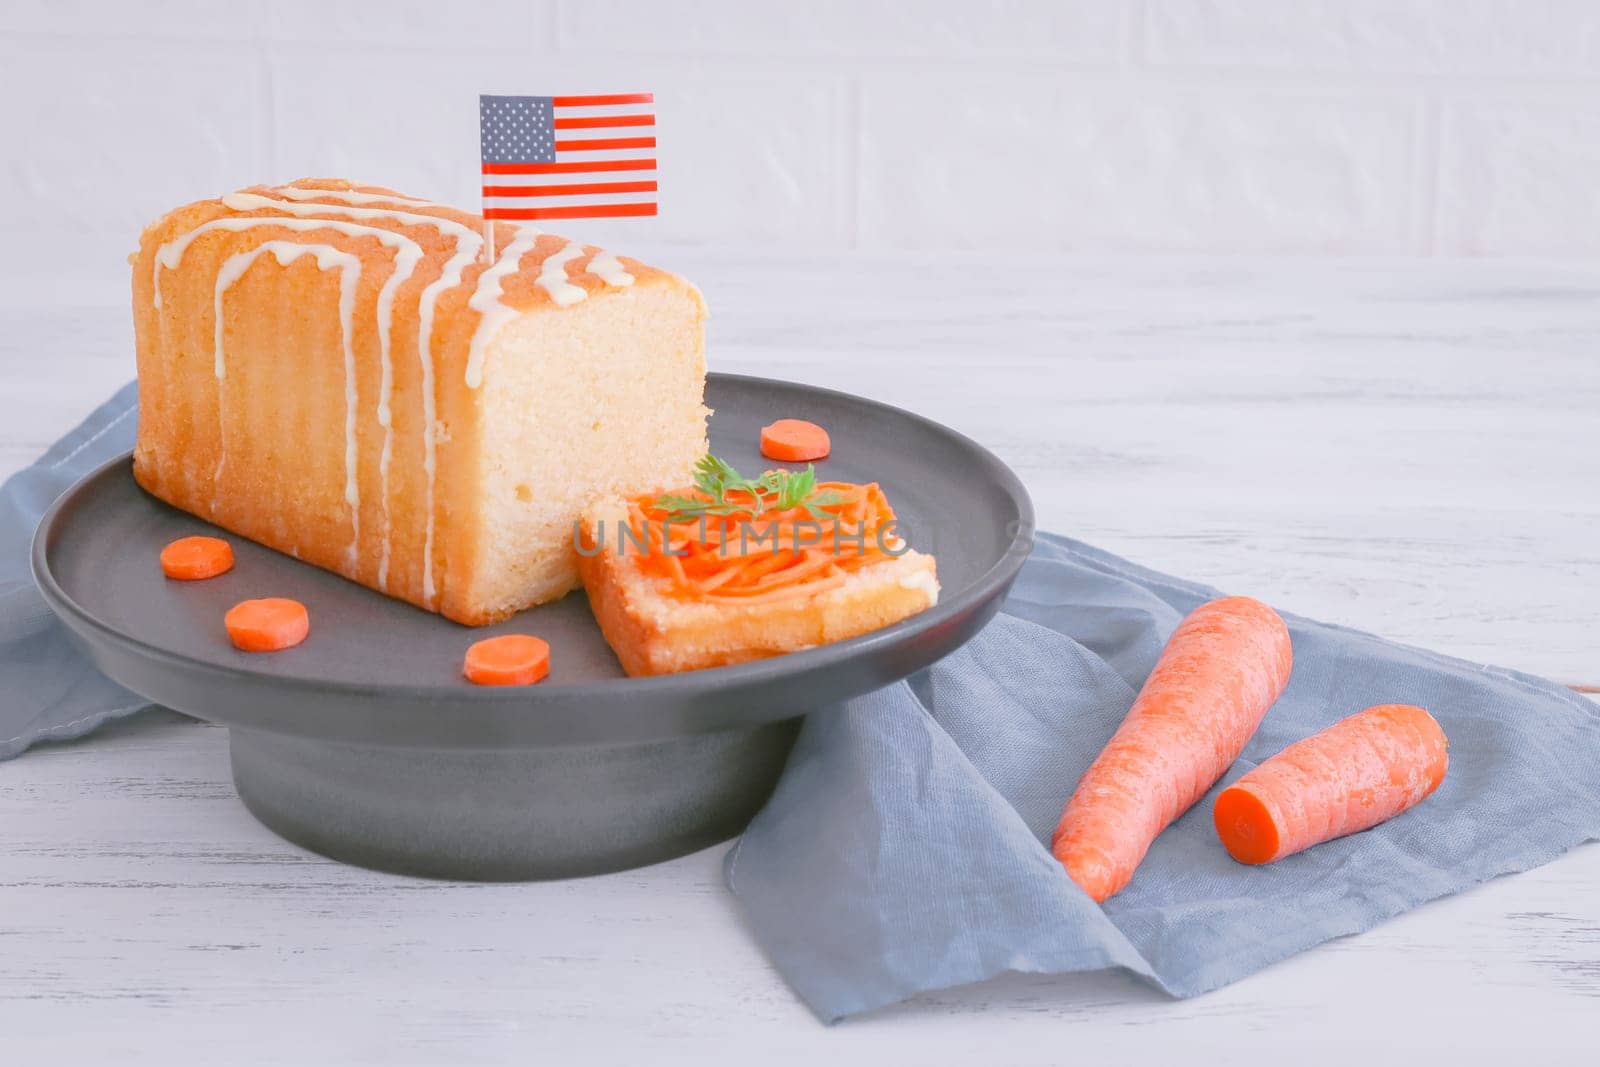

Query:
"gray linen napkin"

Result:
[[7, 388, 1599, 1024], [1, 383, 147, 759], [726, 533, 1600, 1020]]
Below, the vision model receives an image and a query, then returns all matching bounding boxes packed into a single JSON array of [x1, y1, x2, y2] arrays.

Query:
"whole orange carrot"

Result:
[[1214, 704, 1448, 865], [1052, 596, 1293, 902]]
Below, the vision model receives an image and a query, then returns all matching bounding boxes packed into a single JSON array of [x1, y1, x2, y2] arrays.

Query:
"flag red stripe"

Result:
[[552, 114, 655, 130], [485, 203, 659, 220], [482, 158, 656, 175], [554, 136, 656, 152], [481, 180, 658, 198], [551, 93, 654, 107]]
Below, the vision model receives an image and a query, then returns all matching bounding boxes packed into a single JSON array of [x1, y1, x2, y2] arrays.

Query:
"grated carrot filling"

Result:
[[622, 482, 902, 605]]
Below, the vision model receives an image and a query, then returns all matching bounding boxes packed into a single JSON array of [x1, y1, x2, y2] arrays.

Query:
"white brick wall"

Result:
[[4, 0, 1599, 285]]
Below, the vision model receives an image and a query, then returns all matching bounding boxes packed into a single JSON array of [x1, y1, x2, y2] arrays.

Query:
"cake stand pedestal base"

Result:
[[228, 719, 801, 881]]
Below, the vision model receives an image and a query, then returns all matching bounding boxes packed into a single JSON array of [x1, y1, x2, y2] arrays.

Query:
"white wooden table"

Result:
[[2, 254, 1597, 1064]]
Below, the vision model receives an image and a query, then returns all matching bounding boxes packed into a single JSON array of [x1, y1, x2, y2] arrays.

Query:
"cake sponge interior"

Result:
[[460, 283, 709, 624]]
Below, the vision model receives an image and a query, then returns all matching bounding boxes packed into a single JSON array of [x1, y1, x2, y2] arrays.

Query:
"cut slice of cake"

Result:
[[576, 459, 939, 676], [131, 178, 708, 625]]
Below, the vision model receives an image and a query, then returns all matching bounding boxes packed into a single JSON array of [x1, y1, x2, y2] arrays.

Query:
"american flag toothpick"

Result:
[[479, 93, 657, 257]]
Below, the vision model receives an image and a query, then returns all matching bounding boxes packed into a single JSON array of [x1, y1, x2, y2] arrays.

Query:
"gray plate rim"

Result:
[[33, 372, 1034, 744]]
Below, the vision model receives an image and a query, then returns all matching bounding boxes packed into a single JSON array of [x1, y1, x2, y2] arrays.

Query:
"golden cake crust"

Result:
[[132, 178, 707, 625]]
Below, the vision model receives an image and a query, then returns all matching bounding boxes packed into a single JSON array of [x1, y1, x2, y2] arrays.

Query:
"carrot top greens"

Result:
[[653, 454, 842, 523]]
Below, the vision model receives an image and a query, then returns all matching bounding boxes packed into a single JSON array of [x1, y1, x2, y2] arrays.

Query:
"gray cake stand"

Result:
[[32, 374, 1033, 881]]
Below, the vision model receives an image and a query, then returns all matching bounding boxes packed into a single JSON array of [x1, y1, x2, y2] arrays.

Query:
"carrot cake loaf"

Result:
[[132, 178, 708, 625]]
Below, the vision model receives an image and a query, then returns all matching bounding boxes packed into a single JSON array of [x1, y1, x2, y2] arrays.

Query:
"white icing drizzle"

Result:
[[153, 214, 424, 591], [537, 241, 589, 307], [160, 187, 641, 607], [221, 192, 479, 247], [460, 242, 638, 390], [214, 241, 363, 568], [222, 191, 486, 605], [156, 216, 414, 310], [268, 185, 442, 207], [463, 227, 542, 390], [587, 250, 635, 288]]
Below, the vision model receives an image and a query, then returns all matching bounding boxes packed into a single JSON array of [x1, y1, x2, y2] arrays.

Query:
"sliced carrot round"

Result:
[[760, 418, 831, 462], [225, 597, 309, 652], [161, 536, 234, 581], [464, 634, 551, 687]]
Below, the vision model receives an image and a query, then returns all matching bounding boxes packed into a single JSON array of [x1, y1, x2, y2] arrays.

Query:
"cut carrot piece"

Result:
[[160, 535, 234, 581], [1051, 596, 1293, 902], [760, 419, 831, 462], [224, 597, 309, 653], [1214, 703, 1448, 865], [463, 634, 551, 687]]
